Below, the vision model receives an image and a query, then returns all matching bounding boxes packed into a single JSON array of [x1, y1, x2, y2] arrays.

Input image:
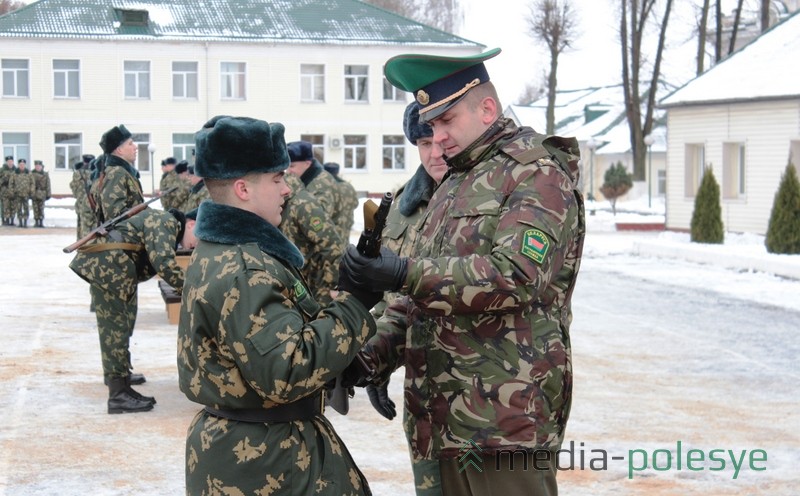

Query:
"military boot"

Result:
[[107, 376, 154, 414], [104, 374, 155, 403]]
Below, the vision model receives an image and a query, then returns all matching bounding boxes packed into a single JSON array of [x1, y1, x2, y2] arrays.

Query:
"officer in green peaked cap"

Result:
[[384, 47, 501, 123]]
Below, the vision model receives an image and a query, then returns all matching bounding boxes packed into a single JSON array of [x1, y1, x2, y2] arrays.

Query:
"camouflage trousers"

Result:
[[411, 457, 442, 496], [32, 199, 45, 221], [15, 197, 29, 223], [76, 207, 95, 239], [89, 283, 138, 379], [2, 195, 14, 222]]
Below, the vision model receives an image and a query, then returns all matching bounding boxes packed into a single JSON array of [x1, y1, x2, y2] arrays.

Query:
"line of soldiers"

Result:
[[1, 155, 51, 227]]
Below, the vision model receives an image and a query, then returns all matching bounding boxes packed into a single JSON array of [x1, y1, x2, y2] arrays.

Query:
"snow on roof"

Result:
[[661, 10, 800, 107]]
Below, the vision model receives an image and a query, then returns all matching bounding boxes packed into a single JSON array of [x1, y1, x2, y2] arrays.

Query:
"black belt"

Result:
[[204, 393, 323, 423]]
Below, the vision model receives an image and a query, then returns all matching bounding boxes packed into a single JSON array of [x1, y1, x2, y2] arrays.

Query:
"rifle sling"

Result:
[[78, 242, 143, 253]]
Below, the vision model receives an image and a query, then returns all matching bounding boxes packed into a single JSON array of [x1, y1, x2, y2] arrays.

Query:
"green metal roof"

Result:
[[0, 0, 482, 47]]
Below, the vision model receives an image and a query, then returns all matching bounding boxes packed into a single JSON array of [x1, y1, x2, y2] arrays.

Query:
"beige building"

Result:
[[0, 0, 483, 197], [661, 10, 800, 235]]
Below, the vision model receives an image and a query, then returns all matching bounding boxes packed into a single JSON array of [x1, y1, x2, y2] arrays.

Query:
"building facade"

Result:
[[0, 0, 483, 196]]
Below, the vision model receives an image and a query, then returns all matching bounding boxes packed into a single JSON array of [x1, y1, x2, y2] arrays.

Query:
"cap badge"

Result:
[[416, 90, 430, 106]]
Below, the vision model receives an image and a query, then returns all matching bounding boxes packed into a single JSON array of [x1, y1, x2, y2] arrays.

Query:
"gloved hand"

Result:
[[342, 245, 408, 292], [340, 353, 372, 388], [338, 259, 384, 310], [366, 382, 396, 420]]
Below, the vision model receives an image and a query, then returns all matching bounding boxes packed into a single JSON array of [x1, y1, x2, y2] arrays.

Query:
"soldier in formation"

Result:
[[91, 124, 144, 223], [11, 158, 35, 227], [70, 155, 95, 238], [177, 115, 382, 495], [340, 48, 586, 495], [170, 160, 192, 210], [157, 157, 185, 210], [1, 155, 16, 225], [181, 165, 210, 211], [279, 172, 343, 306], [31, 160, 51, 228], [322, 161, 359, 243]]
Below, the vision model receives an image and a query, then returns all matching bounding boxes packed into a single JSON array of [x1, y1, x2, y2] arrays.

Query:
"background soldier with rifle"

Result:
[[68, 190, 193, 414]]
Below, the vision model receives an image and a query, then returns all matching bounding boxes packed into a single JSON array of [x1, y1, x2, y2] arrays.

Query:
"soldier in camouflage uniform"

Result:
[[1, 155, 16, 225], [11, 158, 35, 227], [287, 141, 346, 254], [362, 102, 449, 496], [69, 207, 190, 413], [70, 155, 96, 238], [177, 115, 381, 496], [341, 49, 585, 495], [180, 165, 210, 211], [31, 160, 51, 228], [279, 172, 343, 306], [157, 157, 179, 210], [323, 162, 360, 243], [170, 160, 192, 210], [91, 125, 144, 223]]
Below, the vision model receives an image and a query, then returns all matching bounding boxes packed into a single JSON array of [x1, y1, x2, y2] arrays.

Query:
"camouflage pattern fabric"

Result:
[[177, 201, 375, 496], [363, 118, 586, 461], [158, 170, 186, 211], [69, 208, 184, 379], [280, 173, 343, 306], [301, 160, 346, 253], [0, 164, 14, 222], [181, 180, 210, 212], [91, 154, 144, 223], [333, 176, 359, 243], [11, 168, 35, 223], [31, 169, 51, 222], [70, 168, 95, 238]]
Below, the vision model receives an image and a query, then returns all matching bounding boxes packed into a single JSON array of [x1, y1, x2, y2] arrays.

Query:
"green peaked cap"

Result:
[[384, 48, 501, 122]]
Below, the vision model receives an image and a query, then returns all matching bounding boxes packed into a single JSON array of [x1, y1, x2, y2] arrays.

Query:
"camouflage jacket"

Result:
[[91, 154, 144, 222], [300, 161, 345, 244], [280, 173, 343, 306], [181, 180, 210, 212], [32, 170, 51, 201], [333, 176, 359, 243], [69, 207, 184, 294], [0, 165, 15, 194], [177, 201, 375, 495], [362, 118, 585, 460], [158, 170, 185, 210], [11, 168, 35, 199]]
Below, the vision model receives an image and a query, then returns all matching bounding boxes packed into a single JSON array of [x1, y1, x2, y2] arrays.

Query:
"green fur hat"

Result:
[[194, 115, 290, 179]]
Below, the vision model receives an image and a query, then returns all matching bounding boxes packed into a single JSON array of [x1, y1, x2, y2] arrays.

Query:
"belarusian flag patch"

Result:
[[521, 228, 550, 264]]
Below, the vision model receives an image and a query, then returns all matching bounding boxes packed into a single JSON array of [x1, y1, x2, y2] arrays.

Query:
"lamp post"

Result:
[[586, 137, 598, 202], [643, 134, 654, 208], [147, 143, 157, 196]]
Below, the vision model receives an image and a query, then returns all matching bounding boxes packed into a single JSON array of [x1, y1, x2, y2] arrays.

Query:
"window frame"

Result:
[[54, 133, 82, 170], [53, 59, 80, 99], [381, 135, 406, 171], [2, 58, 30, 98], [343, 135, 367, 171], [220, 61, 246, 100], [684, 143, 705, 197], [344, 65, 369, 102], [172, 61, 199, 100], [124, 60, 151, 100], [300, 64, 325, 102]]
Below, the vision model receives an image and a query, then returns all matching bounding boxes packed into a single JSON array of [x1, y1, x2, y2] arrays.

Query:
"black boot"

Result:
[[104, 373, 146, 385], [107, 376, 154, 414]]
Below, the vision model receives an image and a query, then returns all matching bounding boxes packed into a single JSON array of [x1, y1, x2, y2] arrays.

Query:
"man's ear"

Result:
[[232, 178, 250, 201], [480, 97, 498, 125]]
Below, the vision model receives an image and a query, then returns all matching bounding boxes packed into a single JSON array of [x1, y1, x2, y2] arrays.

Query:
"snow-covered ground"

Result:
[[1, 197, 797, 495]]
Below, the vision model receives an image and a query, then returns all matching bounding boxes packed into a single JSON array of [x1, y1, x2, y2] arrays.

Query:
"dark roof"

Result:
[[0, 0, 482, 47]]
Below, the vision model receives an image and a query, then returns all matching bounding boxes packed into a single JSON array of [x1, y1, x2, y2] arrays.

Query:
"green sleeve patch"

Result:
[[310, 216, 323, 231], [293, 279, 308, 300], [521, 228, 550, 264]]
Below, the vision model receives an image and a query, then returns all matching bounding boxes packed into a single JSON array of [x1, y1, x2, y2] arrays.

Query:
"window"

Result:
[[221, 62, 246, 100], [300, 64, 325, 102], [132, 133, 152, 172], [300, 134, 325, 162], [382, 135, 405, 170], [54, 133, 82, 170], [2, 59, 30, 98], [383, 77, 405, 102], [124, 61, 150, 99], [172, 62, 198, 99], [343, 135, 367, 170], [791, 141, 800, 171], [53, 60, 80, 98], [2, 132, 30, 164], [344, 65, 368, 102], [657, 169, 666, 196], [722, 142, 746, 199], [172, 133, 196, 163], [684, 143, 705, 197]]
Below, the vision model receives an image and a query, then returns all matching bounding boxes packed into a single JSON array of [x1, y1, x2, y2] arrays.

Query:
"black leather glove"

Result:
[[366, 382, 396, 420], [342, 245, 408, 292], [340, 354, 372, 388], [338, 259, 384, 310]]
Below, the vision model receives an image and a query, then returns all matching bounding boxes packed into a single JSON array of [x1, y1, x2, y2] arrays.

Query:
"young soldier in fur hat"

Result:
[[92, 124, 144, 223], [70, 155, 95, 238], [1, 155, 16, 225], [177, 115, 381, 496], [31, 160, 51, 227], [341, 48, 585, 495], [70, 207, 194, 413], [11, 158, 35, 227]]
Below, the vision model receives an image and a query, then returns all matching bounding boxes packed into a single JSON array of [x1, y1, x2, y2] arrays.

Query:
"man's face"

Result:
[[115, 138, 138, 164], [247, 172, 291, 227], [287, 160, 311, 176], [429, 97, 492, 159], [417, 137, 448, 184], [35, 164, 43, 172], [180, 220, 198, 250], [4, 159, 12, 167], [18, 161, 27, 171]]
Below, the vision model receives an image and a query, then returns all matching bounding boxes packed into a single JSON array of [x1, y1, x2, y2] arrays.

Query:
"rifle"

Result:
[[327, 192, 394, 415], [62, 187, 177, 254]]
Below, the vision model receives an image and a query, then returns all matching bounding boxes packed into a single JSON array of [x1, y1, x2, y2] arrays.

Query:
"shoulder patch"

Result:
[[293, 279, 308, 300], [310, 216, 323, 232], [521, 228, 550, 264]]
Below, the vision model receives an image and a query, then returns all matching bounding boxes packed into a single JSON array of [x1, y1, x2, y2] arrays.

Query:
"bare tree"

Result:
[[363, 0, 463, 34], [515, 81, 545, 106], [0, 0, 26, 16], [619, 0, 673, 181], [728, 0, 745, 55], [760, 0, 770, 32], [695, 0, 710, 75], [525, 0, 578, 135], [714, 0, 723, 62]]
